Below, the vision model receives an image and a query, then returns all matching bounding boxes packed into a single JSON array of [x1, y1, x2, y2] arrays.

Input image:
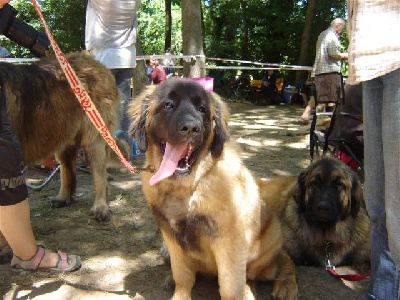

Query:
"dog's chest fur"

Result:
[[150, 189, 219, 253]]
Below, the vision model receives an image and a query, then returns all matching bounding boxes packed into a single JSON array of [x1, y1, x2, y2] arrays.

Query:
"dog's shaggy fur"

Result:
[[130, 78, 298, 300], [258, 157, 370, 272], [0, 52, 122, 221]]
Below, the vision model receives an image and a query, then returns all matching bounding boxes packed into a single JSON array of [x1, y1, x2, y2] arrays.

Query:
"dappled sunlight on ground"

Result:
[[0, 101, 369, 300], [227, 102, 312, 177]]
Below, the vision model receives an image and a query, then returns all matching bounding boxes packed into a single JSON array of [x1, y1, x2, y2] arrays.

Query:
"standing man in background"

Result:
[[313, 17, 348, 75], [299, 18, 348, 124], [347, 1, 400, 299], [85, 0, 141, 152]]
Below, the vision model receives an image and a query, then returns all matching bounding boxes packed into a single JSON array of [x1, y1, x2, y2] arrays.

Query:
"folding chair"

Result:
[[309, 73, 364, 171], [323, 83, 363, 171], [25, 151, 90, 191]]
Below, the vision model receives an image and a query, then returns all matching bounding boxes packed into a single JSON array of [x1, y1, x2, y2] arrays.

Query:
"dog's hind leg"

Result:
[[247, 216, 298, 299], [49, 144, 79, 208], [83, 138, 110, 222]]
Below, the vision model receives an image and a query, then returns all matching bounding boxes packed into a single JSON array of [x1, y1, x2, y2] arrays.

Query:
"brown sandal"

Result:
[[11, 245, 81, 272]]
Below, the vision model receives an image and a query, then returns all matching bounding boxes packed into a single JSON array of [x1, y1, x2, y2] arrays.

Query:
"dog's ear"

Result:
[[294, 169, 308, 213], [210, 93, 230, 158], [129, 93, 151, 152], [350, 174, 362, 218]]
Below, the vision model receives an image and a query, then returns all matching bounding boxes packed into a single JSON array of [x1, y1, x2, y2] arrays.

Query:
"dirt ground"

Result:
[[0, 101, 369, 300]]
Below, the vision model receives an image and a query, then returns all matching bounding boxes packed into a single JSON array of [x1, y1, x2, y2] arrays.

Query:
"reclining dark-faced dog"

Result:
[[258, 156, 370, 273]]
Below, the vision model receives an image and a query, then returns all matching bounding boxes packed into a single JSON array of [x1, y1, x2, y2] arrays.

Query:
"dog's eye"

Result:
[[197, 105, 206, 113], [335, 181, 345, 189], [332, 177, 345, 188], [164, 101, 174, 110], [310, 177, 320, 186]]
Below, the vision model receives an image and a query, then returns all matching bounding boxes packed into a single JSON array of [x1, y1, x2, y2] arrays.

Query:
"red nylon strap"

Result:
[[31, 0, 139, 174], [327, 267, 370, 281]]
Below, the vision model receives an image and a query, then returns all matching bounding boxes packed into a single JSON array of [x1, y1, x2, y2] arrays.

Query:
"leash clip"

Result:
[[325, 259, 335, 270], [325, 240, 335, 270]]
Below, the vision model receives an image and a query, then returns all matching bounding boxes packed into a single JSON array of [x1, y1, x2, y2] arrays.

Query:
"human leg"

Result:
[[112, 68, 134, 146], [362, 69, 400, 299], [300, 92, 308, 107], [382, 68, 400, 269], [0, 107, 81, 272], [0, 199, 80, 271], [0, 169, 81, 271], [300, 95, 315, 123], [0, 200, 36, 260]]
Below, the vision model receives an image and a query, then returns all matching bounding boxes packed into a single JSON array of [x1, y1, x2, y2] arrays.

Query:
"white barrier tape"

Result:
[[0, 58, 39, 63], [136, 55, 312, 71], [2, 55, 312, 71], [136, 54, 195, 60], [31, 0, 138, 174], [205, 57, 313, 70], [204, 65, 312, 71]]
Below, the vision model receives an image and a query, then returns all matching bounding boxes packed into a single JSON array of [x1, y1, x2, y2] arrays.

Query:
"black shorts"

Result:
[[0, 112, 28, 206]]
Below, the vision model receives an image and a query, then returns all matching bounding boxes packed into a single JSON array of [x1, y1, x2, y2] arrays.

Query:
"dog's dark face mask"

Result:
[[295, 157, 362, 229], [131, 79, 230, 185]]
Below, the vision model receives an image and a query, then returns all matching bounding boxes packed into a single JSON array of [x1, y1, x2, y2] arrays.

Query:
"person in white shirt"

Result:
[[85, 0, 141, 150], [347, 1, 400, 299]]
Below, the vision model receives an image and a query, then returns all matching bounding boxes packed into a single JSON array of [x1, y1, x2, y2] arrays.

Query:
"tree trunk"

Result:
[[295, 0, 316, 84], [239, 0, 249, 60], [132, 37, 147, 96], [181, 0, 205, 77], [165, 0, 172, 51]]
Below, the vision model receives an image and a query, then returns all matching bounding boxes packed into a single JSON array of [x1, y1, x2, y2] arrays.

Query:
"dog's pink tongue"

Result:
[[149, 142, 188, 186]]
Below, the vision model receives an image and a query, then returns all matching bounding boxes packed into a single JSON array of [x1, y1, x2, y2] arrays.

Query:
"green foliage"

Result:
[[138, 0, 182, 55], [1, 0, 347, 84], [1, 0, 40, 57], [0, 0, 85, 57], [42, 0, 86, 52]]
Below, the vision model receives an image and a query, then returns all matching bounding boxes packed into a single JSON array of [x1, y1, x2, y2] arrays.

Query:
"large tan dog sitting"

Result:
[[258, 156, 370, 272], [130, 78, 298, 300], [0, 52, 122, 221]]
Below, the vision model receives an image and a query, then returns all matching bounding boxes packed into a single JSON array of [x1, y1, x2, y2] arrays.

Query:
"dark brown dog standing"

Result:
[[130, 78, 298, 300], [0, 52, 122, 221], [258, 157, 370, 272]]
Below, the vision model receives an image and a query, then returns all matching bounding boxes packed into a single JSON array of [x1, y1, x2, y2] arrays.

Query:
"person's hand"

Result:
[[0, 0, 11, 9]]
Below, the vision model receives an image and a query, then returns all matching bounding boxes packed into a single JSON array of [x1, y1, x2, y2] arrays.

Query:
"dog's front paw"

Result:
[[89, 206, 111, 222], [48, 196, 75, 208], [271, 279, 298, 300]]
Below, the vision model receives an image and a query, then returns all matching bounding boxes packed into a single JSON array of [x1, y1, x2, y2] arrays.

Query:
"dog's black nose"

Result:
[[178, 122, 201, 135], [316, 201, 332, 215]]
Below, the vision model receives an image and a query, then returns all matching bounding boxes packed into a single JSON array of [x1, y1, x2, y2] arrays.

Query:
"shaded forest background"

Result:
[[1, 0, 347, 86]]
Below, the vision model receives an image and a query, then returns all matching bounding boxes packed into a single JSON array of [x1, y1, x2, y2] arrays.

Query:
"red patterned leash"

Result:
[[325, 241, 370, 281], [31, 0, 141, 174], [326, 267, 370, 281]]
